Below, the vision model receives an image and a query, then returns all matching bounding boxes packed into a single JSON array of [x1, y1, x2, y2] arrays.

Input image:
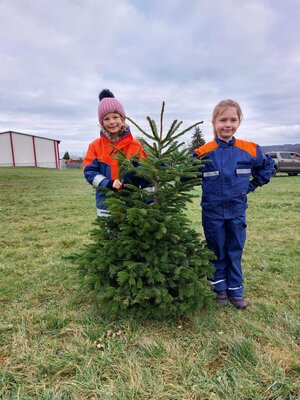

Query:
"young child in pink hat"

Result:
[[83, 89, 150, 217]]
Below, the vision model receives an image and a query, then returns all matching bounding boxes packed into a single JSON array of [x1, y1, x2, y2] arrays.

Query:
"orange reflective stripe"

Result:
[[194, 141, 218, 156], [234, 139, 257, 158]]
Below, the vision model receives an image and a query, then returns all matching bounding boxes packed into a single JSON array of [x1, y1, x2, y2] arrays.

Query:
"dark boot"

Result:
[[216, 291, 228, 305], [229, 296, 247, 309]]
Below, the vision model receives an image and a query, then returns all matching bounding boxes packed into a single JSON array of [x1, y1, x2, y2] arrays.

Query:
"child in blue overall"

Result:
[[194, 100, 275, 309]]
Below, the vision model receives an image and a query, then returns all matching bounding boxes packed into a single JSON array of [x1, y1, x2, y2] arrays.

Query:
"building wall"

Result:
[[12, 132, 35, 166], [0, 131, 60, 168], [35, 137, 57, 168], [0, 132, 13, 166]]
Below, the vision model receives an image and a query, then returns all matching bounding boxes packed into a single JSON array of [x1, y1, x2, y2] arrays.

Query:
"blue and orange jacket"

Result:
[[83, 128, 148, 216], [194, 137, 275, 219]]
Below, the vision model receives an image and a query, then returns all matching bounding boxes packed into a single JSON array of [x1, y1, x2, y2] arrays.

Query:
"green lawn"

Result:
[[0, 167, 299, 400]]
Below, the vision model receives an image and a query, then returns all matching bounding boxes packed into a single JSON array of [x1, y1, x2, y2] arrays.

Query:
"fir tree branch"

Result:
[[159, 101, 165, 141], [163, 142, 185, 156], [147, 117, 160, 141], [172, 121, 204, 142], [162, 120, 183, 143], [126, 116, 154, 141]]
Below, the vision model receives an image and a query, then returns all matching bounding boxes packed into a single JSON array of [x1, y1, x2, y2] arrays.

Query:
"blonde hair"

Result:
[[212, 99, 243, 137]]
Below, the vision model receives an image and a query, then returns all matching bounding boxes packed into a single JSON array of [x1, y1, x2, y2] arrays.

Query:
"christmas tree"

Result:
[[75, 103, 214, 319], [63, 151, 70, 160], [187, 126, 206, 154]]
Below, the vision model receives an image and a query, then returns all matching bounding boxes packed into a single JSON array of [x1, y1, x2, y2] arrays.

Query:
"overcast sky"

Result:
[[0, 0, 299, 156]]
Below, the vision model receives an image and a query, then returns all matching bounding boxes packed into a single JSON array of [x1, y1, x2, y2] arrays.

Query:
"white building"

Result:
[[0, 131, 61, 169]]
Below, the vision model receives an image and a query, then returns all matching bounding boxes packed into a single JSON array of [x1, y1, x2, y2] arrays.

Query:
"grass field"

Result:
[[0, 167, 299, 400]]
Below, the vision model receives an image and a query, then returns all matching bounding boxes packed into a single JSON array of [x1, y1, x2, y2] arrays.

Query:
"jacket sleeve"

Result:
[[247, 145, 276, 193], [83, 143, 113, 189]]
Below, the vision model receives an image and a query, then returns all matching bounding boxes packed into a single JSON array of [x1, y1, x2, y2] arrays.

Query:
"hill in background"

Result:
[[261, 143, 300, 153]]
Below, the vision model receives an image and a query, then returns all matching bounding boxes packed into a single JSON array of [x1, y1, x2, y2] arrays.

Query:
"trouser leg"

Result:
[[202, 215, 227, 292], [225, 215, 247, 297]]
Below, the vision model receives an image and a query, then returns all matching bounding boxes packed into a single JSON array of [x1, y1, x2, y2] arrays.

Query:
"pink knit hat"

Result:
[[98, 89, 126, 126]]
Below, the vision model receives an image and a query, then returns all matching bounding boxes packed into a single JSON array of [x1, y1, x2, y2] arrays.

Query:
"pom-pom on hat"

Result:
[[98, 89, 126, 126]]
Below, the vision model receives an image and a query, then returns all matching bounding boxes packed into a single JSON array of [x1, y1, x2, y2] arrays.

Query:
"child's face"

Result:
[[102, 112, 124, 135], [213, 106, 240, 142]]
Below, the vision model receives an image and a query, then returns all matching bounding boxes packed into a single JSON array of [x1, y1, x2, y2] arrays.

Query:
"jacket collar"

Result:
[[215, 136, 236, 148], [100, 126, 131, 143], [100, 126, 133, 150]]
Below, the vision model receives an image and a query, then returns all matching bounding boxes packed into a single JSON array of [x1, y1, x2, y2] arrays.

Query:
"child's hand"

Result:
[[112, 179, 123, 190]]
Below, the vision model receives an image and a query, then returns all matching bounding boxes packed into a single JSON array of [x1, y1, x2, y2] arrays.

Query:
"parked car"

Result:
[[265, 151, 300, 176]]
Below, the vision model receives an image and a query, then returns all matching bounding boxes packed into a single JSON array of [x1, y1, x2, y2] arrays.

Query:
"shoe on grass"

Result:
[[229, 296, 247, 309], [216, 291, 228, 305]]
